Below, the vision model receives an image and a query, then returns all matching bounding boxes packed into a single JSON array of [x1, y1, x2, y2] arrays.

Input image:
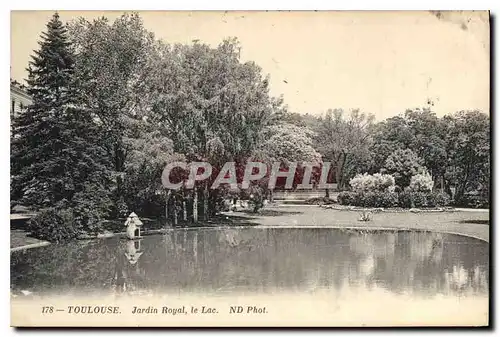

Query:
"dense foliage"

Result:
[[10, 13, 490, 241], [349, 173, 395, 193], [11, 13, 112, 239], [408, 172, 434, 193], [338, 191, 399, 208], [338, 191, 450, 208], [382, 149, 425, 188], [27, 208, 79, 243]]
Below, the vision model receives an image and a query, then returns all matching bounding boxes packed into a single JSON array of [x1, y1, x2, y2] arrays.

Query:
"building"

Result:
[[10, 80, 32, 121]]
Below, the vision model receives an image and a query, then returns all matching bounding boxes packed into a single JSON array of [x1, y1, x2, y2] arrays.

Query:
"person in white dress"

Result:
[[124, 212, 143, 239]]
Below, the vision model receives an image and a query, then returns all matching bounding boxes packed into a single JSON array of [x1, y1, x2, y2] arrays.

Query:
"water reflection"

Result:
[[112, 239, 146, 295], [11, 229, 488, 299]]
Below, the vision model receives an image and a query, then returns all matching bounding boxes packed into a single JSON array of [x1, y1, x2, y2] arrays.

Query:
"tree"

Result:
[[11, 13, 112, 230], [68, 13, 156, 214], [143, 38, 279, 220], [382, 149, 425, 188], [121, 120, 182, 217], [315, 108, 374, 190], [252, 122, 321, 203], [370, 108, 447, 186], [369, 115, 414, 173], [443, 110, 490, 203], [256, 123, 321, 165], [403, 108, 447, 185]]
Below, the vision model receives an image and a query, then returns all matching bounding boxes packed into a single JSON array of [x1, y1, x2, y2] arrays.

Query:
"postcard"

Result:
[[10, 10, 490, 327]]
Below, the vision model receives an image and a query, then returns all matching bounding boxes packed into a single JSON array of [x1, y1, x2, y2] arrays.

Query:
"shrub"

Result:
[[339, 190, 450, 209], [28, 186, 111, 242], [305, 197, 336, 205], [338, 191, 398, 208], [349, 173, 395, 193], [28, 208, 79, 243], [338, 191, 357, 206], [359, 192, 376, 207], [399, 191, 451, 208], [374, 192, 399, 208], [359, 191, 398, 208], [427, 191, 451, 207], [409, 172, 434, 192], [399, 191, 428, 208], [454, 193, 489, 208], [247, 185, 265, 213], [69, 185, 111, 234], [412, 192, 429, 208], [398, 191, 413, 208]]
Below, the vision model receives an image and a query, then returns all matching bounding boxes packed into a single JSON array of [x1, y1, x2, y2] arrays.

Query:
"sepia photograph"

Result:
[[9, 10, 490, 327]]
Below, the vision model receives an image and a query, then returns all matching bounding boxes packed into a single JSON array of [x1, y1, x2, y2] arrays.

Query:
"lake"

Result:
[[11, 228, 488, 296], [10, 228, 489, 326]]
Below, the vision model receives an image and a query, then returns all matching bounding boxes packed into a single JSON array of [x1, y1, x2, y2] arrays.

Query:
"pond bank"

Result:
[[10, 230, 50, 252], [10, 205, 490, 251]]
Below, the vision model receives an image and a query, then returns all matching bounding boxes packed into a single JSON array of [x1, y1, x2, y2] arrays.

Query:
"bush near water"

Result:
[[27, 208, 79, 243], [338, 190, 450, 208], [337, 172, 451, 208]]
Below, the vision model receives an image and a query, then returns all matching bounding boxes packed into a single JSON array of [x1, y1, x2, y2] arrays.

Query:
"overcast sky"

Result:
[[11, 10, 490, 120]]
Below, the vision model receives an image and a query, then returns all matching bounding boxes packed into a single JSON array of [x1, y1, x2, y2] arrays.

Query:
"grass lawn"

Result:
[[228, 205, 490, 242], [10, 229, 48, 249]]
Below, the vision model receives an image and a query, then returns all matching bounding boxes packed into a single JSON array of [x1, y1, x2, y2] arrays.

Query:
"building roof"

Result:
[[10, 80, 31, 101]]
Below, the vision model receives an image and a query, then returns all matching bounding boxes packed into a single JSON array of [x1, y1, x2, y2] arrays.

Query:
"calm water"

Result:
[[11, 228, 488, 299]]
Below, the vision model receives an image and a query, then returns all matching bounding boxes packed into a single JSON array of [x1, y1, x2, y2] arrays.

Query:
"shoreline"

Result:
[[10, 204, 490, 252], [11, 205, 490, 252]]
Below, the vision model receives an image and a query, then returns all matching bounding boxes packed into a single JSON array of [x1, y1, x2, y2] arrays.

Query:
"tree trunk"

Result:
[[182, 200, 187, 222], [444, 182, 452, 197], [333, 152, 344, 190], [165, 190, 171, 228], [173, 200, 178, 227], [455, 169, 470, 203], [203, 184, 209, 221], [193, 187, 198, 223], [336, 154, 346, 190], [113, 140, 127, 196]]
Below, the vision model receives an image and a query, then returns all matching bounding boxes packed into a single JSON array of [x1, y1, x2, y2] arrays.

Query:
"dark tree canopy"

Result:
[[11, 13, 112, 228]]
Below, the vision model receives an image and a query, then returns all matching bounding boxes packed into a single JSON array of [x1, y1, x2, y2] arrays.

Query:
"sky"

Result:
[[10, 10, 490, 120]]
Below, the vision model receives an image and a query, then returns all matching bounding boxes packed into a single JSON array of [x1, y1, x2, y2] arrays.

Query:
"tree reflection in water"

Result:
[[11, 229, 488, 299]]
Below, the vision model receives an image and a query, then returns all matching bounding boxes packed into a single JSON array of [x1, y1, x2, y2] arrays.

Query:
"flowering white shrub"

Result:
[[349, 173, 395, 193], [408, 172, 434, 192]]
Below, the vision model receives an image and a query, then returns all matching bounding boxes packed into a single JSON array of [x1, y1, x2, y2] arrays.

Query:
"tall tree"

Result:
[[144, 38, 278, 220], [370, 108, 447, 187], [252, 122, 322, 201], [256, 123, 321, 165], [315, 108, 374, 190], [121, 121, 183, 217], [11, 13, 112, 225], [68, 13, 156, 213], [443, 110, 490, 202]]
